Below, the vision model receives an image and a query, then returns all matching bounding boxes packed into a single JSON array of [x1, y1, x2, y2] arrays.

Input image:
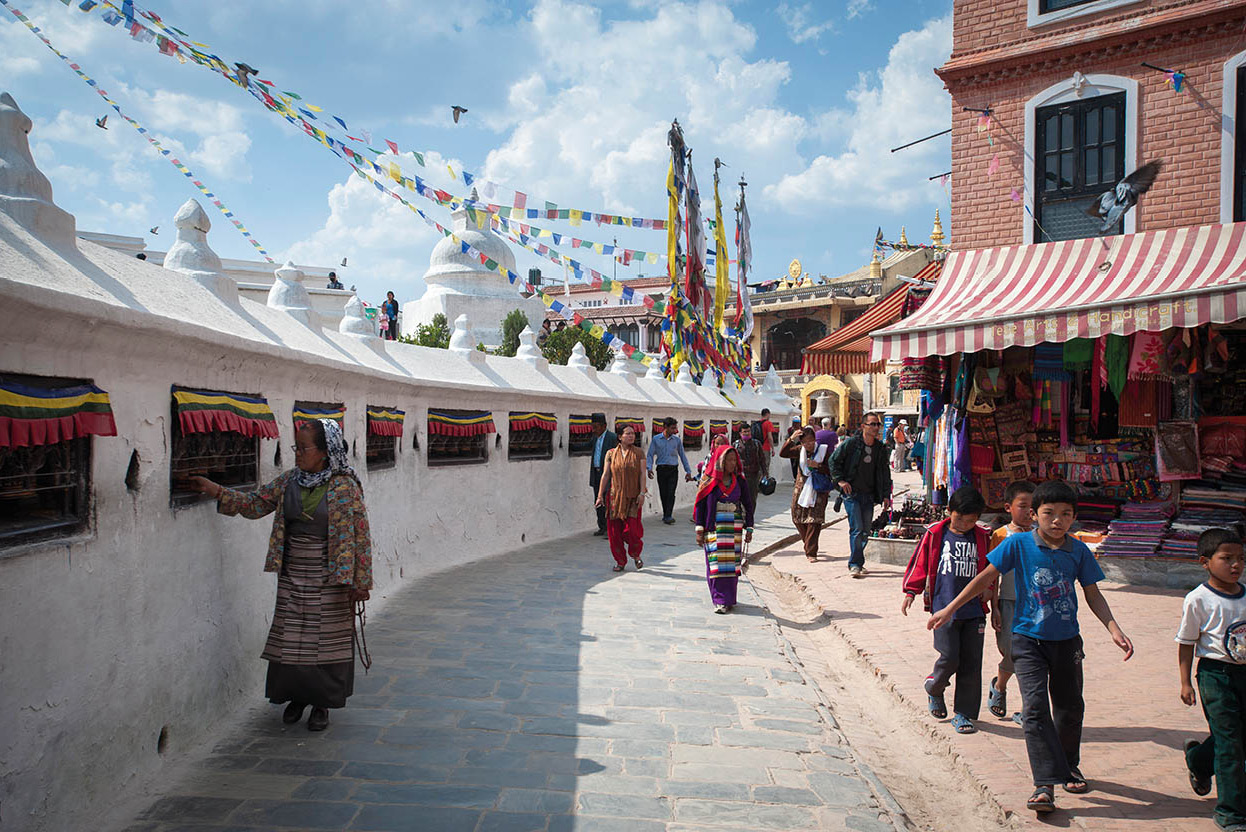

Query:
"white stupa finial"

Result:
[[164, 198, 235, 300], [0, 91, 76, 246], [567, 341, 592, 371], [267, 260, 315, 325], [609, 349, 633, 377], [644, 360, 665, 381], [675, 362, 695, 385], [339, 293, 377, 338], [449, 312, 475, 352], [514, 325, 548, 368], [701, 368, 719, 390]]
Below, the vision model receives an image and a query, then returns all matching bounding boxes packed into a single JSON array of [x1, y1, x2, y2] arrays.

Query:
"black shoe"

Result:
[[307, 707, 329, 732], [282, 702, 306, 724], [1184, 739, 1212, 796], [593, 529, 606, 537], [663, 517, 676, 525]]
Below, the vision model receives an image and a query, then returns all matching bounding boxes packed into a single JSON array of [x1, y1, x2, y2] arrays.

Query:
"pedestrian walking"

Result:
[[929, 480, 1134, 815], [816, 417, 839, 454], [902, 486, 992, 735], [779, 426, 830, 562], [734, 422, 765, 503], [891, 419, 911, 472], [786, 418, 802, 480], [830, 412, 892, 578], [647, 416, 693, 525], [189, 418, 372, 733], [988, 480, 1035, 724], [1177, 528, 1246, 830], [381, 291, 400, 341], [693, 445, 755, 614], [697, 434, 729, 478], [597, 425, 646, 572], [758, 407, 775, 479], [587, 412, 618, 537]]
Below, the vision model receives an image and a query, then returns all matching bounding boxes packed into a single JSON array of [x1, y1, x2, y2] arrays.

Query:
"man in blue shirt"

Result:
[[647, 417, 693, 525], [588, 413, 618, 536]]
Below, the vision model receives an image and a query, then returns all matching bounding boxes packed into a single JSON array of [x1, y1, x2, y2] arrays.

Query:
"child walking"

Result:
[[988, 481, 1035, 723], [1177, 528, 1246, 831], [902, 486, 992, 734], [928, 480, 1133, 815]]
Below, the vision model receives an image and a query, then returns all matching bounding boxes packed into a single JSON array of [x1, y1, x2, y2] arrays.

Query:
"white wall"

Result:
[[0, 219, 776, 832]]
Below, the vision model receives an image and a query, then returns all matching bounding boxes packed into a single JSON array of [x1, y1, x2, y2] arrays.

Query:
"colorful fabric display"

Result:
[[568, 416, 595, 435], [0, 379, 117, 447], [366, 407, 405, 436], [709, 420, 729, 435], [1032, 343, 1069, 381], [615, 417, 646, 434], [683, 420, 706, 438], [428, 410, 495, 436], [174, 389, 278, 438], [1127, 331, 1171, 381], [509, 412, 556, 432], [293, 404, 345, 427]]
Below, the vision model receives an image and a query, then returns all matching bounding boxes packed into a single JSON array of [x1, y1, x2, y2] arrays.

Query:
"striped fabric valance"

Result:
[[293, 404, 346, 428], [174, 389, 279, 439], [684, 420, 706, 438], [0, 380, 117, 448], [615, 417, 646, 433], [428, 409, 496, 436], [651, 418, 665, 434], [568, 416, 595, 435], [732, 419, 747, 432], [510, 412, 557, 432], [367, 406, 405, 436], [709, 419, 729, 435]]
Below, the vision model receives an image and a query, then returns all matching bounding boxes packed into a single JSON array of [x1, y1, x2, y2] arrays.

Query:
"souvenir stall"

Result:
[[869, 223, 1246, 588]]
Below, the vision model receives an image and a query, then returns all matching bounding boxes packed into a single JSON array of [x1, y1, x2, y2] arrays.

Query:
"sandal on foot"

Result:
[[951, 713, 977, 734], [1184, 739, 1212, 796], [1062, 767, 1089, 794], [1027, 786, 1055, 813], [612, 564, 625, 572], [923, 677, 947, 719], [988, 677, 1007, 718], [633, 558, 644, 569], [1011, 712, 1023, 726]]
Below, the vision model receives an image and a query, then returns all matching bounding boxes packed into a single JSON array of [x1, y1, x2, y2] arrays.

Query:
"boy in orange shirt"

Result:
[[988, 481, 1035, 723]]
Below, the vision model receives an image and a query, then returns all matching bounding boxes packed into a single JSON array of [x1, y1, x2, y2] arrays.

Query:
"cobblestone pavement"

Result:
[[760, 471, 1219, 832], [122, 494, 904, 832]]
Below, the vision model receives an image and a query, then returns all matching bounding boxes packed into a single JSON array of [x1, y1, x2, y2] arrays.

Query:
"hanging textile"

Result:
[[427, 410, 496, 436], [1105, 334, 1129, 397], [900, 356, 940, 391], [293, 404, 345, 427], [509, 412, 557, 431], [615, 417, 646, 434], [0, 380, 117, 447], [1127, 331, 1171, 381], [1062, 338, 1093, 370], [366, 407, 405, 436], [684, 420, 706, 438], [1118, 380, 1160, 428], [1032, 343, 1070, 381], [1155, 421, 1201, 482], [709, 420, 729, 435], [652, 418, 665, 434], [569, 416, 595, 435], [173, 389, 279, 438]]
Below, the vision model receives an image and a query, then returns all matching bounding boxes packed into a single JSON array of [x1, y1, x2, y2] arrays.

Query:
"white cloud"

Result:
[[847, 0, 873, 20], [765, 14, 952, 213], [777, 2, 835, 43]]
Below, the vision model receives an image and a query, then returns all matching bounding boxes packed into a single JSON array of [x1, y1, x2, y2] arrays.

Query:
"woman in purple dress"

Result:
[[693, 446, 756, 614]]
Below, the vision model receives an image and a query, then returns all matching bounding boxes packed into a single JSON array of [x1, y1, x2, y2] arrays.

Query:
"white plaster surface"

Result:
[[0, 89, 765, 832]]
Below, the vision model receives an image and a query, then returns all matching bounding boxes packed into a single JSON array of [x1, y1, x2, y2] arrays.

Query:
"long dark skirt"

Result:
[[262, 534, 355, 709]]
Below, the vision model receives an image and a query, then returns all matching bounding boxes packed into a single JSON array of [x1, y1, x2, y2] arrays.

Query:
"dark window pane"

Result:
[[1061, 153, 1074, 189], [1045, 115, 1058, 150], [1102, 144, 1116, 179], [1041, 0, 1097, 10], [1085, 149, 1099, 185], [1045, 155, 1060, 191], [1086, 108, 1099, 145], [1061, 114, 1074, 149], [1103, 107, 1116, 142], [1236, 66, 1246, 222]]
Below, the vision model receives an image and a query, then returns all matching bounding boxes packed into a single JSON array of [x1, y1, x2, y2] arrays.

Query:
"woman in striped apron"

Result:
[[693, 445, 756, 614], [190, 418, 372, 732]]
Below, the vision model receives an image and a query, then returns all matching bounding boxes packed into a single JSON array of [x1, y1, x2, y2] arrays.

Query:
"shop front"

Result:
[[869, 222, 1246, 588]]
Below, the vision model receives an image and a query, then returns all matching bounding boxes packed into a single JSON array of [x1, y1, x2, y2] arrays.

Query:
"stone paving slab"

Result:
[[123, 493, 902, 832]]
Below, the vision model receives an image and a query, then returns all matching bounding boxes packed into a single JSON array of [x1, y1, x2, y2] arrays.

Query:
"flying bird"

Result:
[[149, 226, 159, 235], [451, 105, 468, 124], [340, 257, 348, 267], [95, 115, 108, 130], [1086, 160, 1162, 232], [234, 62, 259, 86]]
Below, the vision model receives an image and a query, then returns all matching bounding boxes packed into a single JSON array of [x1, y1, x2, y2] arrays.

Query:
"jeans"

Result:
[[929, 617, 985, 719], [844, 492, 874, 568], [655, 464, 679, 520], [1187, 658, 1246, 828], [1012, 633, 1085, 786]]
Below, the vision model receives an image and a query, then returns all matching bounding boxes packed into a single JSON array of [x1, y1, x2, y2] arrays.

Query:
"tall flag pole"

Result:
[[734, 175, 754, 343], [665, 121, 686, 376], [712, 158, 730, 333]]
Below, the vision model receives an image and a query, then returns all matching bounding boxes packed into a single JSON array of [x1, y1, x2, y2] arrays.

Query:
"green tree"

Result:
[[401, 312, 451, 349], [495, 309, 530, 358], [541, 325, 612, 370]]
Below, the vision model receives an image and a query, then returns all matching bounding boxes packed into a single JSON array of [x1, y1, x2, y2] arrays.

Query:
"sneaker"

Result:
[[663, 517, 677, 525], [849, 565, 865, 579], [593, 529, 606, 537], [713, 605, 728, 614], [1184, 739, 1212, 796]]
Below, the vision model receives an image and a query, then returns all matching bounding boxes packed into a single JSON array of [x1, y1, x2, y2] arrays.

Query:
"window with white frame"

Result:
[[1034, 92, 1125, 242]]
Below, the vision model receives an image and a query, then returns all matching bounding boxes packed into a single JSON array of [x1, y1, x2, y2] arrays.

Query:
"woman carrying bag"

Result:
[[779, 427, 832, 562]]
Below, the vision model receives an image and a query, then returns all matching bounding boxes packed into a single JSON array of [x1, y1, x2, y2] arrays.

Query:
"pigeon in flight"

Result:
[[95, 115, 108, 129], [234, 62, 259, 87], [451, 105, 468, 124], [149, 226, 159, 235], [340, 257, 348, 267], [1086, 160, 1162, 232]]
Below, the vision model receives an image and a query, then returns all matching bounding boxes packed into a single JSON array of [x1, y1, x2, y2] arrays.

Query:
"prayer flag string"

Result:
[[0, 0, 275, 263]]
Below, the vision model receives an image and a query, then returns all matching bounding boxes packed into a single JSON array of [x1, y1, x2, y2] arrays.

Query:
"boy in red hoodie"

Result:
[[902, 485, 992, 734]]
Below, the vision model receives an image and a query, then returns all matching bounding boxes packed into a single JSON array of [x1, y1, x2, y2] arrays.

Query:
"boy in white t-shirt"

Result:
[[1176, 527, 1246, 831]]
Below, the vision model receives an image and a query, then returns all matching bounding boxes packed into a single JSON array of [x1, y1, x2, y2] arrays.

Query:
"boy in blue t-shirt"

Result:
[[928, 480, 1134, 815]]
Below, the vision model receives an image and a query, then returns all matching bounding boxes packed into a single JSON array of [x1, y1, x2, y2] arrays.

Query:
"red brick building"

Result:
[[940, 0, 1246, 250]]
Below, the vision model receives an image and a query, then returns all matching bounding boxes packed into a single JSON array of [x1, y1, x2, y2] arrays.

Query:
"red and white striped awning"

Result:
[[871, 222, 1246, 360]]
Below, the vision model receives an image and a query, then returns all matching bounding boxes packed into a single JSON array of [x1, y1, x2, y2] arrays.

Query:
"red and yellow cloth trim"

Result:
[[615, 416, 646, 434], [509, 412, 557, 432], [568, 415, 595, 435], [367, 406, 405, 436], [428, 409, 496, 436], [293, 404, 346, 428], [652, 418, 665, 434], [709, 419, 729, 435], [173, 389, 279, 439], [0, 380, 117, 447], [732, 419, 747, 432], [684, 420, 706, 438]]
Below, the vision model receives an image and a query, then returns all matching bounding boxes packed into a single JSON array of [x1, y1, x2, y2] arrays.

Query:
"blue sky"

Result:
[[2, 0, 954, 309]]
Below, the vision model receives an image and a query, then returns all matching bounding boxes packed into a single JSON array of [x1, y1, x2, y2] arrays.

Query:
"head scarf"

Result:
[[694, 445, 740, 506], [295, 418, 357, 487]]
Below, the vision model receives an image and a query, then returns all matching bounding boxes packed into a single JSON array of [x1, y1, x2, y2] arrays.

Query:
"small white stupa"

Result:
[[163, 198, 237, 301], [403, 190, 544, 350], [0, 92, 76, 246]]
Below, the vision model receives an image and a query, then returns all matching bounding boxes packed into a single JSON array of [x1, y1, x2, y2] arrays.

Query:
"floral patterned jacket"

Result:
[[217, 469, 373, 590]]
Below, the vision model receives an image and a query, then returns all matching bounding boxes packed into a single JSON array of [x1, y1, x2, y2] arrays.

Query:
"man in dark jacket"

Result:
[[588, 413, 619, 536], [829, 412, 891, 578]]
